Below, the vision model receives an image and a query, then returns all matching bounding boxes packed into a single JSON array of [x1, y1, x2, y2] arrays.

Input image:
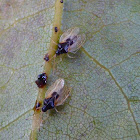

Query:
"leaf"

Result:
[[0, 0, 140, 140], [38, 0, 140, 139], [0, 0, 56, 139]]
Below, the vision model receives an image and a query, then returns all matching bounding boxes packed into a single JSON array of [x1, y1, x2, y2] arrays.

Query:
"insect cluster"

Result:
[[35, 27, 86, 113], [56, 27, 86, 56]]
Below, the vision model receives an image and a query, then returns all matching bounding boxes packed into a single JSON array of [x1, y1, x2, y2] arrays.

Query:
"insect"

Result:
[[54, 27, 58, 32], [42, 78, 70, 112], [36, 102, 41, 109], [55, 27, 86, 56], [35, 73, 47, 88], [44, 53, 49, 61], [60, 0, 63, 3]]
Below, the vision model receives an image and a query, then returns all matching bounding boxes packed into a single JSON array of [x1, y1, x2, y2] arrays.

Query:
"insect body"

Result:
[[36, 102, 41, 110], [54, 27, 58, 32], [42, 78, 70, 112], [56, 27, 86, 56], [35, 73, 47, 88], [44, 53, 49, 61]]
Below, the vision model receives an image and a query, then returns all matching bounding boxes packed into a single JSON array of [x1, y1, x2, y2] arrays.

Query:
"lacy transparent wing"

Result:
[[68, 33, 86, 53], [55, 86, 70, 106], [45, 79, 64, 98], [59, 27, 80, 43]]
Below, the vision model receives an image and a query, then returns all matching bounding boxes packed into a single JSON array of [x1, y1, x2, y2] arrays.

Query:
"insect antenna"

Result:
[[51, 39, 58, 45], [52, 54, 57, 74]]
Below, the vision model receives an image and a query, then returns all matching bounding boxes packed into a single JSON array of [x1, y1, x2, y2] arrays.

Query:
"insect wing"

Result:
[[68, 33, 86, 53], [59, 27, 80, 43], [45, 79, 64, 98], [55, 87, 70, 106]]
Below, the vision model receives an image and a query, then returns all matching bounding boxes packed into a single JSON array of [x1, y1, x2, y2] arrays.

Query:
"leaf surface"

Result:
[[0, 0, 140, 140], [39, 0, 140, 139], [0, 0, 55, 139]]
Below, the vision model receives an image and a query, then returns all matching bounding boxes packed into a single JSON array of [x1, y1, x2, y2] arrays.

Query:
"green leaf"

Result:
[[0, 0, 55, 139], [38, 0, 140, 139], [0, 0, 140, 140]]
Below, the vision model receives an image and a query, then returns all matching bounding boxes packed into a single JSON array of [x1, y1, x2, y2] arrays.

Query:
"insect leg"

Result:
[[54, 107, 59, 112], [67, 53, 75, 58], [54, 107, 67, 115]]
